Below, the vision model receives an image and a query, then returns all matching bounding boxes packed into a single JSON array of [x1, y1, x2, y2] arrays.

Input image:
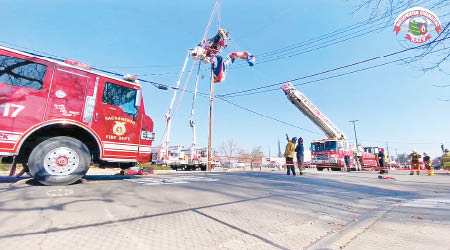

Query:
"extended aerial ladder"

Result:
[[281, 82, 360, 170], [281, 82, 345, 140]]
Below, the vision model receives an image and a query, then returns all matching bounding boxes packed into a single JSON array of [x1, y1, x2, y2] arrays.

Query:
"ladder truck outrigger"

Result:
[[281, 82, 377, 171]]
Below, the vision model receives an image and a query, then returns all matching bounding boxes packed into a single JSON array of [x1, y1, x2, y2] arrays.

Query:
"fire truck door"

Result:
[[92, 80, 141, 160], [46, 66, 88, 121]]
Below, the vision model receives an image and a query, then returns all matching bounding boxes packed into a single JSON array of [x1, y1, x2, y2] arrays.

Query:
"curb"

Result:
[[306, 202, 401, 250]]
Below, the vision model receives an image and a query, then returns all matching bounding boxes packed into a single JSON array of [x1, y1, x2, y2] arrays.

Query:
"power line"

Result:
[[229, 22, 389, 68], [228, 0, 444, 67], [216, 96, 322, 135], [253, 1, 450, 63], [222, 58, 405, 97], [433, 83, 450, 87], [92, 64, 183, 69], [0, 40, 63, 59], [359, 139, 450, 145], [79, 0, 442, 73], [135, 72, 179, 76], [217, 34, 450, 97], [216, 97, 450, 146], [216, 96, 450, 146], [220, 46, 450, 98], [253, 0, 433, 58]]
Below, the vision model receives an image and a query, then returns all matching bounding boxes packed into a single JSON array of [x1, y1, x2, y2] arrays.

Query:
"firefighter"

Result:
[[409, 149, 421, 175], [295, 137, 305, 175], [441, 148, 450, 175], [206, 29, 229, 58], [284, 137, 297, 176], [423, 152, 433, 176]]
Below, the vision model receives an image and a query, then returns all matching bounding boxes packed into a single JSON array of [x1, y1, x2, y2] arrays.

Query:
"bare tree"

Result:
[[397, 152, 409, 165], [352, 0, 450, 71], [219, 139, 240, 163], [239, 146, 265, 170]]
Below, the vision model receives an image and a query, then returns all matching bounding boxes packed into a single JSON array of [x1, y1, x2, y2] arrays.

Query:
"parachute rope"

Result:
[[202, 1, 220, 41]]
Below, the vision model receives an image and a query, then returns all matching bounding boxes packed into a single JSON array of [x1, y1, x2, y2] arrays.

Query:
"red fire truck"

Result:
[[0, 46, 155, 185], [281, 82, 378, 171]]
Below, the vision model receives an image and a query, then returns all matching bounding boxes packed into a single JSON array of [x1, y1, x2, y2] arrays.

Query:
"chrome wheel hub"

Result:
[[43, 147, 80, 176]]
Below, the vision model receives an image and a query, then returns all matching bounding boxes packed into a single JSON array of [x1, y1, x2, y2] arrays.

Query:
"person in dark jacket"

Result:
[[344, 155, 350, 172], [378, 149, 386, 174], [295, 137, 305, 175]]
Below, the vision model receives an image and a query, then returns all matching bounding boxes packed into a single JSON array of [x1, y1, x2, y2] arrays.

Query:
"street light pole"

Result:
[[349, 120, 359, 146]]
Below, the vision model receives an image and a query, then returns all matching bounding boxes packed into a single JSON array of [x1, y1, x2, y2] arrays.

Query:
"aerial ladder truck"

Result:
[[281, 82, 377, 171]]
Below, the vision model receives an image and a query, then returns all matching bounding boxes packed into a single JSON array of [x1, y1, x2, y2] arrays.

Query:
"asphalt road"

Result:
[[0, 170, 449, 250]]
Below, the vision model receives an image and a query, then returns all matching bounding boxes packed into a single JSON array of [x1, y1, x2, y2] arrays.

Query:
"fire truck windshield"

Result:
[[103, 82, 138, 116], [311, 141, 337, 152]]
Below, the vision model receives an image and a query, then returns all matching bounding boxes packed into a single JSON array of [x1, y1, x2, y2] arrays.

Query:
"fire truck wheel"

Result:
[[28, 136, 91, 186], [317, 167, 324, 171]]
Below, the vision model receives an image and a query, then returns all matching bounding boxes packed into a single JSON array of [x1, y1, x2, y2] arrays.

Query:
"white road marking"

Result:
[[46, 188, 74, 197], [401, 198, 450, 210], [125, 175, 219, 185]]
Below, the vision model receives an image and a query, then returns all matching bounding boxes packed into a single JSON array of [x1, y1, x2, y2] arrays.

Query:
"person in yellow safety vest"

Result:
[[284, 137, 297, 176], [441, 148, 450, 174], [409, 149, 421, 175], [423, 152, 433, 176]]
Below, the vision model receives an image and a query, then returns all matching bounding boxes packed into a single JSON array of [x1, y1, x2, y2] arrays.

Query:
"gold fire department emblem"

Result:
[[113, 121, 126, 136]]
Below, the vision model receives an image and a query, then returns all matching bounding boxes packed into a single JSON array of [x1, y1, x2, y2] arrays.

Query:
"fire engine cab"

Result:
[[0, 46, 155, 185]]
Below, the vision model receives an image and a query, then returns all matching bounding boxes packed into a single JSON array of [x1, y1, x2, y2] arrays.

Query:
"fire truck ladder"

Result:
[[159, 50, 191, 160], [189, 61, 202, 160], [159, 1, 220, 162], [281, 82, 345, 140]]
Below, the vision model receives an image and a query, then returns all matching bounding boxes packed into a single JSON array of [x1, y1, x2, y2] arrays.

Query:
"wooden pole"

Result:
[[207, 63, 215, 171]]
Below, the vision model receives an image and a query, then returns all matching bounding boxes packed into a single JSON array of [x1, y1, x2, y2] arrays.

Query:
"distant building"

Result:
[[278, 139, 282, 157]]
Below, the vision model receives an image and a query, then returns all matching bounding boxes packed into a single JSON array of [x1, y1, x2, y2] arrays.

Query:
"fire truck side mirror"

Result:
[[135, 90, 142, 108]]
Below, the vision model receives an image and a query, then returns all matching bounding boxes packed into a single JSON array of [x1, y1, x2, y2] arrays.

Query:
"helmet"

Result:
[[218, 29, 229, 39], [445, 148, 449, 153], [292, 137, 297, 142], [298, 137, 303, 142], [412, 149, 417, 153]]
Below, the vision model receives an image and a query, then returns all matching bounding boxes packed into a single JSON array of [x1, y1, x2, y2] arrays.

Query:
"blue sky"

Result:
[[1, 0, 449, 158]]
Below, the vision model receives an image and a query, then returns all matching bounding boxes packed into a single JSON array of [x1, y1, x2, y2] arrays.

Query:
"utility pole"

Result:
[[386, 142, 390, 167], [349, 120, 359, 146], [395, 148, 400, 165], [207, 63, 215, 172]]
